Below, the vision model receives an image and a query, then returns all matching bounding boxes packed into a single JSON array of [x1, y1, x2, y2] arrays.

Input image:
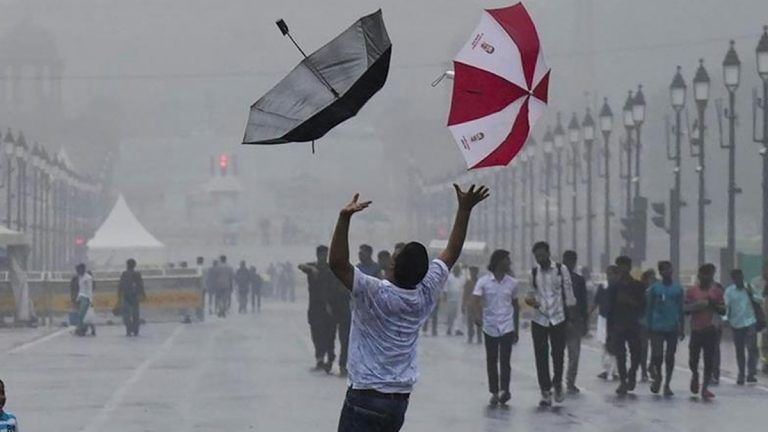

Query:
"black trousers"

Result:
[[338, 389, 409, 432], [689, 326, 717, 388], [123, 300, 141, 336], [484, 331, 514, 394], [733, 325, 759, 378], [650, 331, 678, 384], [639, 326, 650, 376], [334, 314, 351, 369], [309, 309, 335, 363], [531, 321, 566, 392], [612, 326, 642, 384]]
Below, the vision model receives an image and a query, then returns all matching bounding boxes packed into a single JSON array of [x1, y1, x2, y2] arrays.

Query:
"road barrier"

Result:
[[0, 268, 203, 323]]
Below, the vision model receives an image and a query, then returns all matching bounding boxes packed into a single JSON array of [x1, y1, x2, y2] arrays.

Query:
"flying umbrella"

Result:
[[447, 3, 550, 169], [242, 10, 391, 151]]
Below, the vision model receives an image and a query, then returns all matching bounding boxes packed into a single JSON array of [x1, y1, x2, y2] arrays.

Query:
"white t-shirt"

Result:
[[78, 273, 93, 300], [472, 273, 519, 337], [348, 259, 450, 393]]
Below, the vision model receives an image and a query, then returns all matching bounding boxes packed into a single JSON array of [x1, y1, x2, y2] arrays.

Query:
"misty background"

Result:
[[1, 0, 766, 271]]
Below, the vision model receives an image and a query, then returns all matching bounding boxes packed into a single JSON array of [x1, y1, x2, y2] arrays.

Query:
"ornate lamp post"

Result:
[[542, 129, 554, 247], [568, 113, 581, 251], [3, 130, 14, 228], [582, 108, 596, 270], [669, 66, 687, 273], [754, 26, 768, 261], [599, 98, 614, 269], [554, 114, 566, 254], [14, 133, 27, 232], [722, 41, 741, 278], [693, 59, 711, 266]]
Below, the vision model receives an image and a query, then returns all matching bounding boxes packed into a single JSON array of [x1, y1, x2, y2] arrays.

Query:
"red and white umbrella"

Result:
[[447, 3, 550, 169]]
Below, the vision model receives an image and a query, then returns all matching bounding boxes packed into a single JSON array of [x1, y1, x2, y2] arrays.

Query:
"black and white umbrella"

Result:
[[242, 10, 392, 151]]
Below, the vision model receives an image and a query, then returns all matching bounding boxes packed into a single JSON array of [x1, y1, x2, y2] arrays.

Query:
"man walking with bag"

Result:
[[725, 268, 764, 384]]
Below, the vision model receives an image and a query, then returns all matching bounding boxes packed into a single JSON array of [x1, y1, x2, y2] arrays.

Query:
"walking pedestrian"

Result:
[[118, 259, 146, 337], [329, 185, 488, 432], [759, 262, 768, 375], [357, 244, 380, 277], [562, 250, 589, 394], [725, 268, 761, 385], [646, 261, 685, 396], [685, 263, 725, 400], [196, 256, 206, 321], [0, 379, 18, 431], [329, 270, 352, 377], [606, 256, 646, 396], [462, 266, 483, 344], [639, 269, 658, 383], [444, 265, 466, 336], [592, 266, 619, 381], [472, 249, 519, 406], [206, 260, 218, 315], [236, 261, 250, 314], [73, 263, 93, 337], [525, 241, 576, 407], [299, 246, 336, 373], [249, 265, 262, 313], [216, 255, 234, 317]]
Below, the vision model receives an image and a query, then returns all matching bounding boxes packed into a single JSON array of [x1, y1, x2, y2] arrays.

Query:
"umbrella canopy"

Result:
[[448, 3, 550, 169], [243, 10, 391, 146]]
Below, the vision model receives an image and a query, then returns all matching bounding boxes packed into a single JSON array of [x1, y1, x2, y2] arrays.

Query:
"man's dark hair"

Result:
[[316, 245, 329, 254], [699, 263, 716, 275], [196, 256, 204, 265], [615, 256, 632, 267], [731, 268, 743, 278], [562, 250, 577, 263], [658, 261, 672, 272], [76, 263, 86, 272], [377, 250, 391, 260], [393, 242, 429, 289], [127, 258, 137, 269], [360, 244, 373, 254], [220, 255, 227, 263], [488, 249, 510, 272], [532, 241, 550, 253]]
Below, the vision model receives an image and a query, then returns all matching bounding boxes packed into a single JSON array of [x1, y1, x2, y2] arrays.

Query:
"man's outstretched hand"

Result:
[[454, 184, 490, 211], [340, 193, 372, 217]]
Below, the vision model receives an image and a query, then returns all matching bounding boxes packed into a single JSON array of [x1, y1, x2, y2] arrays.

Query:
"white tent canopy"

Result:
[[87, 195, 166, 268]]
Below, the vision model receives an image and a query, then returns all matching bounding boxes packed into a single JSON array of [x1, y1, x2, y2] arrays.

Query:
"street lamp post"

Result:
[[568, 113, 581, 251], [599, 98, 614, 270], [722, 40, 741, 278], [554, 115, 566, 254], [754, 26, 768, 262], [3, 130, 14, 229], [583, 109, 596, 270], [622, 91, 635, 219], [633, 85, 646, 199], [669, 66, 687, 274], [527, 138, 538, 249], [542, 130, 555, 247], [693, 59, 711, 267], [520, 153, 529, 270], [30, 146, 40, 268]]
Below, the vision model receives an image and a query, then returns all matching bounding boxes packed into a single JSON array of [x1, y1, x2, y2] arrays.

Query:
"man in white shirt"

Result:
[[75, 263, 93, 337], [329, 184, 488, 432], [525, 241, 576, 407], [472, 249, 519, 406]]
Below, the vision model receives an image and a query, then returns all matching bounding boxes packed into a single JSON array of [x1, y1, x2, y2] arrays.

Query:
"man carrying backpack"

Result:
[[525, 241, 576, 407], [118, 258, 146, 337]]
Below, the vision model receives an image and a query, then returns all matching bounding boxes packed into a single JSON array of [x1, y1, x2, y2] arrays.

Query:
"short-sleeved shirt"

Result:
[[472, 274, 519, 337], [646, 281, 684, 332], [529, 263, 576, 327], [348, 259, 449, 394], [686, 284, 725, 331], [77, 273, 93, 300], [0, 411, 18, 431]]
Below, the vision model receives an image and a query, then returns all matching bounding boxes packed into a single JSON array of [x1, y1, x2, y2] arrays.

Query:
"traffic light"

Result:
[[651, 201, 666, 231], [218, 154, 229, 175]]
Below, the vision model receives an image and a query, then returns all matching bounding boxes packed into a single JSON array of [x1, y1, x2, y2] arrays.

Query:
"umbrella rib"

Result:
[[285, 33, 341, 99]]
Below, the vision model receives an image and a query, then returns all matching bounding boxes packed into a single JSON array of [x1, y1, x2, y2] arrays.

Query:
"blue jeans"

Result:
[[337, 389, 409, 432]]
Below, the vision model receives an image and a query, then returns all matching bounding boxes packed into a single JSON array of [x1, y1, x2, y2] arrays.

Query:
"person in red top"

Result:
[[684, 263, 725, 400]]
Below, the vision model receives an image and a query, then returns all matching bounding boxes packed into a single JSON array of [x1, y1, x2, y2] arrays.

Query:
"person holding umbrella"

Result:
[[329, 184, 488, 432]]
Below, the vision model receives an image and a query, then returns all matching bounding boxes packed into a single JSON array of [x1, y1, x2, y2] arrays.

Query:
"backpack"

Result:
[[531, 263, 569, 322]]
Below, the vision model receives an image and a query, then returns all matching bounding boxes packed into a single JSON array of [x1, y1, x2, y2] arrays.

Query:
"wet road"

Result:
[[3, 300, 768, 431]]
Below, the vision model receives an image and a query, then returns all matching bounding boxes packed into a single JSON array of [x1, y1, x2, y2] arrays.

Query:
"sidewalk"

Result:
[[0, 324, 65, 353]]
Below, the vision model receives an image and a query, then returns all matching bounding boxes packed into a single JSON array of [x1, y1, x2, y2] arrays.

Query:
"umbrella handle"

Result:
[[430, 71, 455, 88]]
